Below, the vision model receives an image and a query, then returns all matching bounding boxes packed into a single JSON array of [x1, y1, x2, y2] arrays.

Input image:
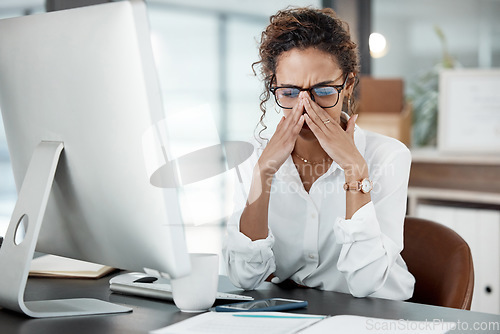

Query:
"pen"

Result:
[[232, 314, 326, 319]]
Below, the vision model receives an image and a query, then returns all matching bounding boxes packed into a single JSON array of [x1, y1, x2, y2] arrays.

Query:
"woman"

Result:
[[223, 7, 415, 300]]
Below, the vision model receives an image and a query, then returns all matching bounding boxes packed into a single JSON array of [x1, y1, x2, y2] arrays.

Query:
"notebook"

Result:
[[29, 254, 115, 279]]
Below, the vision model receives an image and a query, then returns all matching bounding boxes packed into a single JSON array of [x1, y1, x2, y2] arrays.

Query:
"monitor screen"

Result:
[[0, 0, 191, 316]]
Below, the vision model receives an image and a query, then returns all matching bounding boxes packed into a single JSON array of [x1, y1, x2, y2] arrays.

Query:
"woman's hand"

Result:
[[239, 97, 304, 241], [257, 98, 305, 176], [302, 93, 366, 176]]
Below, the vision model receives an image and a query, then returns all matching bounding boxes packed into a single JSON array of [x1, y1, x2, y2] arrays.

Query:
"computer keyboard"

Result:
[[109, 273, 254, 302]]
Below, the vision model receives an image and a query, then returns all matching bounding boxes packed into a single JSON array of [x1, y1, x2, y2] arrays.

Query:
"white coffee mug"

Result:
[[170, 253, 219, 312]]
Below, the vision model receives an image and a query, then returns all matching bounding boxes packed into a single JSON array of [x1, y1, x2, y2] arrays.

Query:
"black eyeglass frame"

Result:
[[270, 74, 350, 109]]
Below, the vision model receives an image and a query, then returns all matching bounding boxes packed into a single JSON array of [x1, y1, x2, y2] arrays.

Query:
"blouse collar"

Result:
[[276, 116, 367, 182]]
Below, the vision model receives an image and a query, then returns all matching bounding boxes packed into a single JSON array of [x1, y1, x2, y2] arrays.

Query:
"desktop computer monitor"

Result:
[[0, 0, 191, 317]]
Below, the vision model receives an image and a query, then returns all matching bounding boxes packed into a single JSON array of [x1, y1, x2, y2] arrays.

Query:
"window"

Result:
[[372, 0, 500, 87]]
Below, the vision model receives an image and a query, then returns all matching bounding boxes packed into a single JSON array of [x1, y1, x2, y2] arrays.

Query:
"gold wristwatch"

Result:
[[343, 178, 373, 194]]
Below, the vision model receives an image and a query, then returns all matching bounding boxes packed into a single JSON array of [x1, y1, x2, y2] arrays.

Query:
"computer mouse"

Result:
[[133, 276, 158, 284]]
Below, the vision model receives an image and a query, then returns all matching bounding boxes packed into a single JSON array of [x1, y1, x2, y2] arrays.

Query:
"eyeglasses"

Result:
[[270, 74, 349, 109]]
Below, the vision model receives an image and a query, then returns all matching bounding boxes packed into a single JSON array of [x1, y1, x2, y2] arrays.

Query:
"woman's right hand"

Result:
[[240, 97, 304, 241], [257, 96, 305, 176]]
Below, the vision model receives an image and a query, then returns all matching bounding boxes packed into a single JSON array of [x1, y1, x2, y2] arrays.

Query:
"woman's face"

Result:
[[274, 47, 353, 139]]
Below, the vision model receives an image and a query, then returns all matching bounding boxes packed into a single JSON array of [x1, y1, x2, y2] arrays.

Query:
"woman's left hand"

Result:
[[302, 93, 364, 172]]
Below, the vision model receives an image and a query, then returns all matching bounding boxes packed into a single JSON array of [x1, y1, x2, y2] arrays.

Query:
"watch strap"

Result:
[[343, 181, 362, 191], [343, 178, 373, 193]]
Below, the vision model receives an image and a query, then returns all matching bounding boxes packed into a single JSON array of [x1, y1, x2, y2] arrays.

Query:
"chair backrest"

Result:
[[401, 217, 474, 310]]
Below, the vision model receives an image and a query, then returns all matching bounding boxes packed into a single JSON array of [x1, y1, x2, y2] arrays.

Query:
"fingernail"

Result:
[[353, 114, 359, 122]]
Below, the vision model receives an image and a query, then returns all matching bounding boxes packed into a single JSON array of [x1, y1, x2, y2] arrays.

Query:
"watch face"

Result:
[[361, 178, 373, 193]]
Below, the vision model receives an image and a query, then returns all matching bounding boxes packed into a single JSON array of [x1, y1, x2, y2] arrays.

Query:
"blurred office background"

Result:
[[0, 0, 499, 313]]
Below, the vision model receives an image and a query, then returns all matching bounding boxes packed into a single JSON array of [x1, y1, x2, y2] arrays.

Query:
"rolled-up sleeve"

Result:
[[333, 147, 415, 300], [333, 202, 381, 244], [223, 213, 276, 290], [222, 142, 277, 290]]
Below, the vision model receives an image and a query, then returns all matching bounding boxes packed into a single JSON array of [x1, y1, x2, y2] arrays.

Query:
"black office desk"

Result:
[[2, 272, 500, 333]]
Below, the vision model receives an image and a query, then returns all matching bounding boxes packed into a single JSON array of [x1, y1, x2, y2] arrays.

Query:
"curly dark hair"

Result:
[[252, 7, 360, 137]]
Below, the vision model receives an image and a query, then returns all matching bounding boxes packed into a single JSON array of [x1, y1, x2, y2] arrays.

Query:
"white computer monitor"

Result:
[[0, 0, 191, 317]]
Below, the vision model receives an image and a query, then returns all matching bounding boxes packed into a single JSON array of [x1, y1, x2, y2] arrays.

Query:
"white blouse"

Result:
[[223, 126, 415, 300]]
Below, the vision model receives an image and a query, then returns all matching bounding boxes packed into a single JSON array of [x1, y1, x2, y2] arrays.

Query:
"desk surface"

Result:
[[2, 272, 500, 333]]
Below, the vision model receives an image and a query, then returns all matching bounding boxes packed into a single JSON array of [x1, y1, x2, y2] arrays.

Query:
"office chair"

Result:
[[402, 217, 474, 310]]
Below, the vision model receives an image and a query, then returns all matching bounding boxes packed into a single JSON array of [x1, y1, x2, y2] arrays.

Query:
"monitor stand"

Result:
[[0, 141, 132, 318]]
